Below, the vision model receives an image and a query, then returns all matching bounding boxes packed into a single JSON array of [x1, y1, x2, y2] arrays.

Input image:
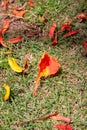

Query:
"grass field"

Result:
[[0, 0, 87, 130]]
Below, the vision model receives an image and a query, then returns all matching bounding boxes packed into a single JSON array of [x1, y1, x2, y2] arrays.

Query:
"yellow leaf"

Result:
[[3, 84, 10, 101], [8, 57, 23, 73]]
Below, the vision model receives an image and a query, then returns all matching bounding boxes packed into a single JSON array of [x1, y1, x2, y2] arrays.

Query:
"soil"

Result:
[[0, 0, 42, 39]]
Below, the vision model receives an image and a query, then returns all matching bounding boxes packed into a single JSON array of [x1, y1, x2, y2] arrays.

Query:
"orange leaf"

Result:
[[49, 22, 57, 39], [6, 36, 22, 44], [51, 115, 71, 123], [2, 19, 10, 34], [12, 9, 26, 17], [55, 124, 73, 130], [82, 41, 87, 51], [33, 51, 60, 96], [63, 30, 78, 37], [65, 19, 72, 25], [28, 1, 34, 7], [76, 13, 87, 22]]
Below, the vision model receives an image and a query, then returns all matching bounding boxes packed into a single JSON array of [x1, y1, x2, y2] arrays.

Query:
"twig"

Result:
[[16, 111, 58, 126]]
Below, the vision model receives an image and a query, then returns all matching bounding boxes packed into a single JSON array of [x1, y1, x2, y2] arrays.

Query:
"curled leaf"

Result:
[[2, 0, 8, 11], [55, 124, 73, 130], [63, 30, 78, 37], [51, 115, 71, 123], [8, 57, 23, 73], [33, 51, 60, 96], [2, 19, 10, 34], [3, 84, 10, 101], [49, 22, 57, 38], [6, 36, 22, 44], [0, 29, 10, 48]]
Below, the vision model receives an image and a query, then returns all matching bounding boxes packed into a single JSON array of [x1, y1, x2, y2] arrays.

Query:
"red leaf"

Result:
[[82, 41, 87, 51], [2, 19, 10, 34], [33, 51, 60, 96], [63, 30, 78, 37], [52, 33, 58, 46], [55, 124, 73, 130], [28, 1, 34, 7], [61, 24, 71, 31], [51, 115, 71, 123], [49, 22, 57, 38], [6, 36, 22, 44], [0, 29, 9, 48], [52, 39, 58, 46]]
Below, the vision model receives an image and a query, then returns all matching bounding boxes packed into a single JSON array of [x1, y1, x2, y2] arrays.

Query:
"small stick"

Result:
[[17, 111, 58, 126]]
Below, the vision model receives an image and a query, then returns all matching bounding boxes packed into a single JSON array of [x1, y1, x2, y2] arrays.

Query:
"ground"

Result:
[[0, 0, 87, 130]]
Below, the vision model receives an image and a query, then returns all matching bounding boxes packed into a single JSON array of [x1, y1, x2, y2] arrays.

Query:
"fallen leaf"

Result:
[[2, 0, 8, 11], [51, 115, 71, 123], [63, 30, 78, 37], [12, 8, 26, 17], [49, 22, 57, 39], [2, 19, 10, 34], [3, 84, 10, 101], [65, 19, 72, 25], [28, 0, 35, 7], [61, 24, 71, 32], [76, 13, 87, 22], [55, 124, 73, 130], [33, 51, 60, 96], [23, 58, 29, 72], [52, 33, 58, 46], [8, 57, 24, 73], [6, 36, 22, 44], [82, 41, 87, 51], [52, 39, 58, 46], [0, 29, 9, 48]]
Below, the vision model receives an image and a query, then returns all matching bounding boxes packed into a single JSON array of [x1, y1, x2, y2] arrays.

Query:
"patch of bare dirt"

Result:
[[0, 0, 42, 39]]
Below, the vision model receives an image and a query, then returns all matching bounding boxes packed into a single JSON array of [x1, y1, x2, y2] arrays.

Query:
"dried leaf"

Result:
[[0, 29, 9, 48], [28, 0, 34, 7], [63, 30, 78, 37], [76, 13, 87, 22], [51, 115, 71, 123], [33, 51, 60, 96], [23, 58, 29, 72], [3, 84, 10, 101], [55, 124, 73, 130], [6, 36, 22, 44], [2, 19, 10, 34], [52, 33, 58, 46], [82, 41, 87, 51], [52, 39, 58, 46], [61, 24, 71, 32], [8, 57, 24, 73], [49, 22, 57, 39], [65, 19, 72, 25], [12, 8, 26, 17], [2, 0, 8, 11]]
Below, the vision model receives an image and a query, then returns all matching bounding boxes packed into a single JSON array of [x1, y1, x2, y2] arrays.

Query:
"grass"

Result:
[[0, 0, 87, 130]]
